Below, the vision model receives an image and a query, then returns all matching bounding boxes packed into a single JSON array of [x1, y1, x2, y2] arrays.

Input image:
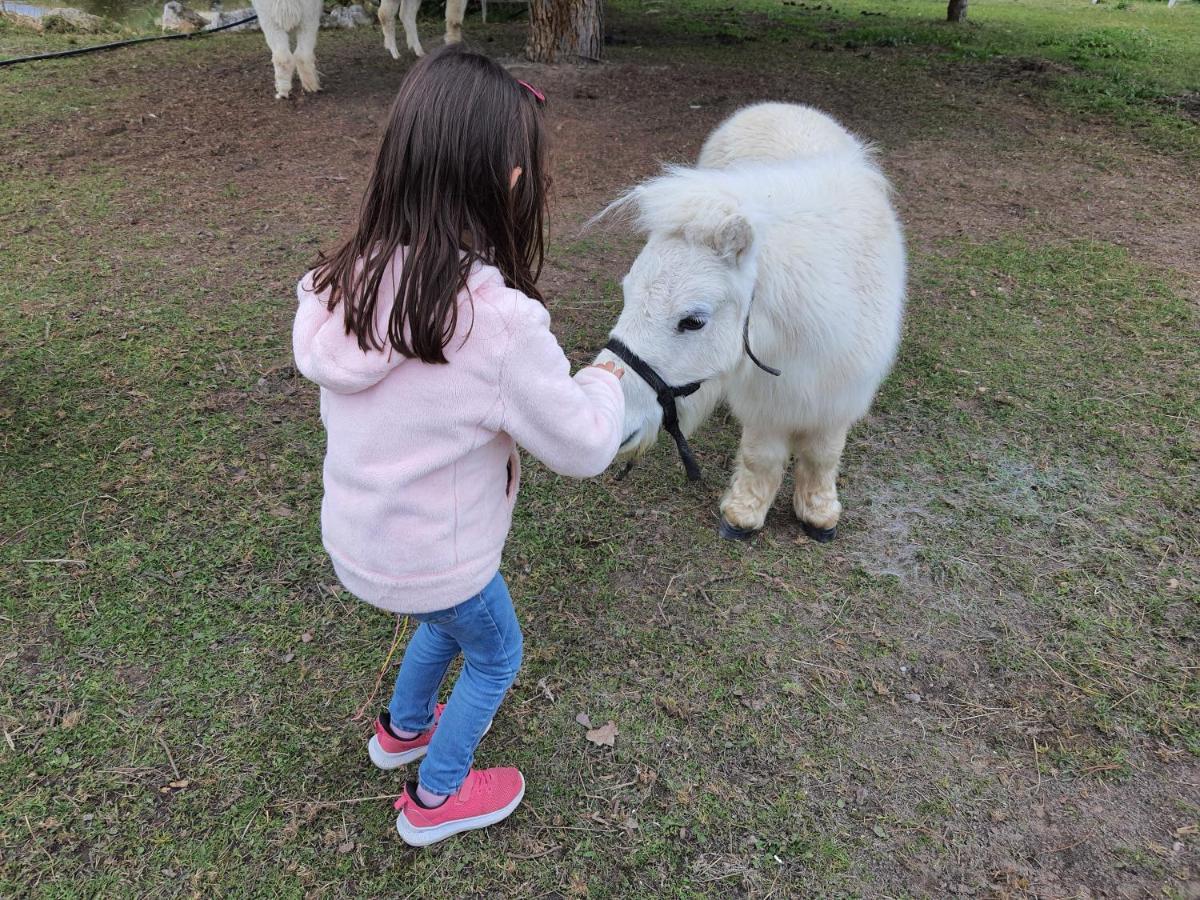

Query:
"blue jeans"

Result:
[[387, 573, 523, 796]]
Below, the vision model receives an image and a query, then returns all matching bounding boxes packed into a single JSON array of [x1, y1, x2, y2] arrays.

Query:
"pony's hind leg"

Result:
[[792, 426, 847, 542], [719, 428, 790, 540]]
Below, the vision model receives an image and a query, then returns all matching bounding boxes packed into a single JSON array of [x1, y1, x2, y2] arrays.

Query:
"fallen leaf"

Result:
[[300, 631, 313, 643], [271, 506, 295, 518], [61, 710, 83, 730], [536, 677, 555, 703], [872, 824, 888, 839], [585, 721, 618, 748], [169, 779, 190, 789], [575, 712, 592, 729], [337, 840, 354, 854], [280, 652, 295, 663]]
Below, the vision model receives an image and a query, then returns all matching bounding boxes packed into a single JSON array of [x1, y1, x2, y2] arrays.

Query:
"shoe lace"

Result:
[[459, 768, 485, 802]]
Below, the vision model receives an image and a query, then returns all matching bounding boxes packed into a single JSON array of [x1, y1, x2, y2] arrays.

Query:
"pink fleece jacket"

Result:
[[292, 256, 625, 614]]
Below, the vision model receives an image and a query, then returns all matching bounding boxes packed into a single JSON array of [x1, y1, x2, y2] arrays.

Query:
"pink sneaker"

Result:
[[367, 705, 444, 770], [394, 767, 525, 847]]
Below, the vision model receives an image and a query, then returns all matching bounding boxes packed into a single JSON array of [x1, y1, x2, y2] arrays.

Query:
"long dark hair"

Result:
[[312, 44, 548, 363]]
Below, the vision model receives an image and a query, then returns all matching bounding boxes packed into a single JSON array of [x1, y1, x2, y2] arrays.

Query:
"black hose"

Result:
[[0, 12, 259, 68]]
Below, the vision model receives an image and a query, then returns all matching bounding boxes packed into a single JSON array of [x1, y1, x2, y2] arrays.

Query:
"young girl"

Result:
[[292, 45, 625, 846]]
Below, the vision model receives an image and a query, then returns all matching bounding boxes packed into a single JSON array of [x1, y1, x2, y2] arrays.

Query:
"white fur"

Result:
[[594, 103, 906, 536], [252, 0, 468, 98], [252, 0, 323, 98], [378, 0, 466, 59]]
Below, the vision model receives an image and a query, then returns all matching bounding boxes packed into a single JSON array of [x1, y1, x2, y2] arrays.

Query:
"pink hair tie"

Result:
[[518, 80, 546, 105]]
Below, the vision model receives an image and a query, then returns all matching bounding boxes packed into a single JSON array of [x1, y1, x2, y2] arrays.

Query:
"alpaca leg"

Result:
[[792, 426, 847, 541], [294, 12, 321, 92], [719, 428, 790, 539], [261, 22, 295, 99], [378, 0, 401, 59], [444, 0, 465, 43], [400, 0, 424, 56]]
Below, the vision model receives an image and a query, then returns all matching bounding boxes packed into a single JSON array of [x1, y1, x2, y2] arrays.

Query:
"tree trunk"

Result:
[[526, 0, 603, 63], [947, 0, 968, 21]]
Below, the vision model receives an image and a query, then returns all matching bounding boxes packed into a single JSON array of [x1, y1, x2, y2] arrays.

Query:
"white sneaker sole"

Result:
[[367, 719, 493, 771], [395, 774, 525, 847], [368, 735, 428, 770]]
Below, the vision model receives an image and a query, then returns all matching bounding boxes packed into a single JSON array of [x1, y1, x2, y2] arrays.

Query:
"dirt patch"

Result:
[[1163, 91, 1200, 124]]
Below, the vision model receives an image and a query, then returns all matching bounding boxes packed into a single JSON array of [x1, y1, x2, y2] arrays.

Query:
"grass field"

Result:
[[1, 0, 1198, 895]]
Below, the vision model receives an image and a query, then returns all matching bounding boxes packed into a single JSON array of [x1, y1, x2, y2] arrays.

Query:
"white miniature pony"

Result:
[[595, 103, 906, 541]]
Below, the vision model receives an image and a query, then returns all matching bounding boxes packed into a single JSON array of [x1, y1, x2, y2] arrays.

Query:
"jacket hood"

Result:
[[292, 262, 505, 396]]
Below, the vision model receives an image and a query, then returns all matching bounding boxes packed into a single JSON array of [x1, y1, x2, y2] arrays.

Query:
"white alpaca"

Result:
[[252, 0, 323, 98], [378, 0, 467, 59], [252, 0, 466, 98], [595, 103, 906, 541]]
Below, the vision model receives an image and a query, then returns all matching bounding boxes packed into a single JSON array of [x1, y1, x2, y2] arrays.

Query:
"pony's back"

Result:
[[698, 102, 864, 169]]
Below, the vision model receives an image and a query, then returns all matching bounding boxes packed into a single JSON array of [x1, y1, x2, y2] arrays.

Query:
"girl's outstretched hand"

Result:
[[591, 361, 625, 380]]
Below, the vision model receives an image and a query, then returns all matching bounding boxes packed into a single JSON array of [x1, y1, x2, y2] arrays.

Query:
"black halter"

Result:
[[604, 307, 781, 482], [605, 336, 705, 480]]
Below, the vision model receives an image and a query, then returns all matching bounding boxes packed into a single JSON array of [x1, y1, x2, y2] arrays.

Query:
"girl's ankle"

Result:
[[382, 711, 421, 741], [414, 782, 448, 809]]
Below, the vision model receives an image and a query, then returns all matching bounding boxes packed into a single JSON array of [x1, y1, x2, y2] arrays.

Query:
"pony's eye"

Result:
[[677, 316, 707, 333]]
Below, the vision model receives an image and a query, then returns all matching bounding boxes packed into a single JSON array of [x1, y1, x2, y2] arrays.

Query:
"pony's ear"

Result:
[[685, 212, 753, 263], [589, 167, 754, 264]]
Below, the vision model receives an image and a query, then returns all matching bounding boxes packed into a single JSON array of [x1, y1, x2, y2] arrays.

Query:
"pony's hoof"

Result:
[[801, 521, 837, 543], [719, 516, 759, 542]]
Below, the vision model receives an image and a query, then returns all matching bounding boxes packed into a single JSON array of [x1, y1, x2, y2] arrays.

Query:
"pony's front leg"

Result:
[[792, 426, 847, 542], [444, 0, 465, 43], [719, 428, 790, 540]]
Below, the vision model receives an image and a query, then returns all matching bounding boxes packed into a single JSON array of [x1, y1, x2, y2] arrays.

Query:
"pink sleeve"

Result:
[[498, 302, 625, 478], [292, 277, 332, 382]]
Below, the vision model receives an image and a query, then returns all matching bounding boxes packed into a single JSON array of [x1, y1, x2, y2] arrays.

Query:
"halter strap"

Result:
[[604, 300, 781, 483], [743, 315, 781, 377], [605, 337, 704, 481]]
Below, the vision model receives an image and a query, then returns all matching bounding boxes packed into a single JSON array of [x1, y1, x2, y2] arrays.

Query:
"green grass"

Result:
[[2, 3, 1199, 895], [609, 0, 1200, 155], [3, 179, 1197, 894]]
